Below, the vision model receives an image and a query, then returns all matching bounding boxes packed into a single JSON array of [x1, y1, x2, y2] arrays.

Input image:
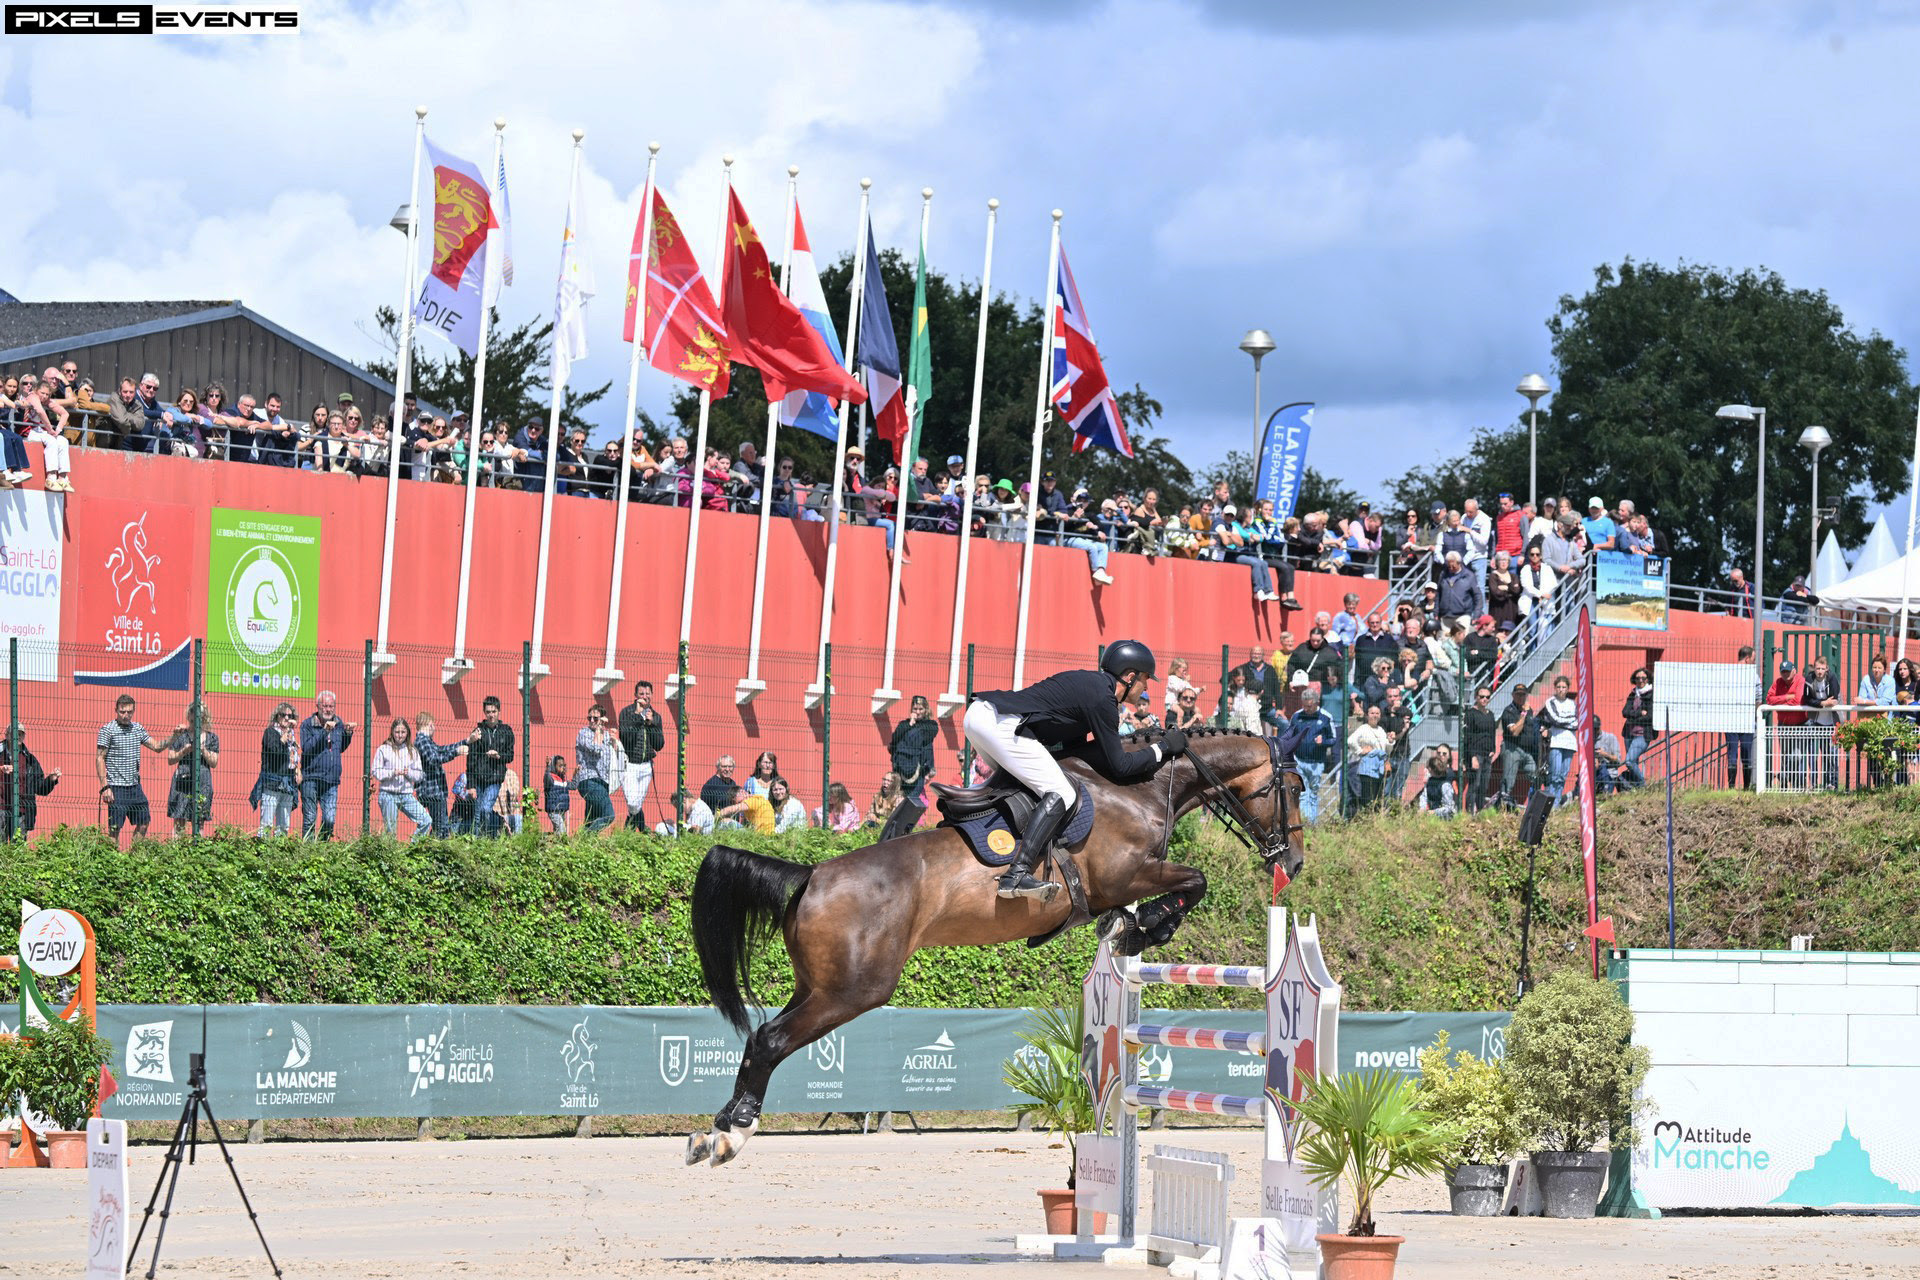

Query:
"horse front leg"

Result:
[[1100, 862, 1208, 957]]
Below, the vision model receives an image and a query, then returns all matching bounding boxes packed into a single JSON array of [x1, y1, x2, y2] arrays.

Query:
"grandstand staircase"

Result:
[[1400, 558, 1596, 761]]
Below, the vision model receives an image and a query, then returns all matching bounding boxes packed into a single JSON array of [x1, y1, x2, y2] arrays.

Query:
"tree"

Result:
[[664, 251, 1190, 499], [1387, 260, 1915, 591], [365, 306, 613, 438]]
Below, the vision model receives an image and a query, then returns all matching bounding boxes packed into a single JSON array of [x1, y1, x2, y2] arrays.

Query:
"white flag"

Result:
[[413, 135, 491, 357], [552, 157, 593, 388], [485, 137, 513, 308]]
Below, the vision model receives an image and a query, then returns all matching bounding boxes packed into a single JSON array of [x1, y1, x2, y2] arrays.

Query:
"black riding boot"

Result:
[[997, 794, 1069, 901]]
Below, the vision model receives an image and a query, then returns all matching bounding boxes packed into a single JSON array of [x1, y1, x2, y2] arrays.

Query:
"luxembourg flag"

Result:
[[777, 205, 845, 440]]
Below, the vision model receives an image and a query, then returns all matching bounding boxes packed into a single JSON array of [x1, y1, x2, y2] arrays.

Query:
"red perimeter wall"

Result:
[[15, 448, 1765, 833]]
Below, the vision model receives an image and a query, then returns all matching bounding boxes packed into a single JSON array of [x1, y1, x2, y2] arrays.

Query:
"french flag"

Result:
[[778, 205, 845, 439], [857, 224, 907, 462]]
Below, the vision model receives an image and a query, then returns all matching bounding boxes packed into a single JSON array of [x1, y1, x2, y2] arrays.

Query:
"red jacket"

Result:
[[1766, 675, 1808, 727], [1495, 508, 1529, 557]]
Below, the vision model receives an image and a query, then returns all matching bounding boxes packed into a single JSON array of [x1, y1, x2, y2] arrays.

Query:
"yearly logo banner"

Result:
[[73, 497, 194, 689], [0, 489, 63, 681], [207, 508, 319, 696], [1256, 403, 1314, 523]]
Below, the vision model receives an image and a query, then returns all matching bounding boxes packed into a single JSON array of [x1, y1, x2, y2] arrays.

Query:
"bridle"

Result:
[[1173, 734, 1305, 882]]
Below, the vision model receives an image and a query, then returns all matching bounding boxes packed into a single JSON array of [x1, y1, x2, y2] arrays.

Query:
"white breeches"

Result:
[[962, 700, 1077, 807], [28, 427, 69, 473]]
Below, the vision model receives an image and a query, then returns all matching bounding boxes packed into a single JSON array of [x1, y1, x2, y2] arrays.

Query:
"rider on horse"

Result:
[[964, 639, 1188, 901]]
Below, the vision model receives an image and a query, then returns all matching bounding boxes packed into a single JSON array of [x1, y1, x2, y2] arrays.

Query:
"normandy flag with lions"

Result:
[[412, 136, 500, 356]]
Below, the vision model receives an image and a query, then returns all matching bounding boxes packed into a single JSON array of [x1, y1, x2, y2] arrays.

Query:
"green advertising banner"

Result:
[[206, 508, 320, 696], [90, 1005, 1509, 1121]]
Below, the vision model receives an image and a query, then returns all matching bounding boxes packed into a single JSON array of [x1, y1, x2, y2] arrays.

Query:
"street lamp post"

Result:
[[1517, 374, 1550, 511], [1718, 404, 1768, 660], [1240, 329, 1276, 483], [1798, 425, 1831, 589]]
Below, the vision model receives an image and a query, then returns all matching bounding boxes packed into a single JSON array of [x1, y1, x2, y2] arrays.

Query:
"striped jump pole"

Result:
[[1071, 878, 1343, 1279]]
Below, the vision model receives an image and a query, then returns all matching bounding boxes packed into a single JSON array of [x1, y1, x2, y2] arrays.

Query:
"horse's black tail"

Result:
[[692, 844, 814, 1037]]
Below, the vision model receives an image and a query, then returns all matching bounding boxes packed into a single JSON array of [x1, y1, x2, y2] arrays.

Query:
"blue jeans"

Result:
[[379, 790, 432, 838], [300, 778, 339, 837], [874, 517, 897, 551], [1294, 760, 1325, 824], [1723, 733, 1753, 788], [577, 778, 614, 832], [475, 781, 504, 836], [1066, 535, 1108, 574], [1232, 553, 1273, 595], [258, 787, 295, 836], [1548, 747, 1575, 804], [1624, 734, 1650, 773]]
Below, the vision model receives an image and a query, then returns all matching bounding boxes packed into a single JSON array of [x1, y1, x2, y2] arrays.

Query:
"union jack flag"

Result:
[[1051, 242, 1131, 458]]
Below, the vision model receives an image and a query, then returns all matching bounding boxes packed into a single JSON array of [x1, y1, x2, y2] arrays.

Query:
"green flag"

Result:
[[905, 228, 932, 479]]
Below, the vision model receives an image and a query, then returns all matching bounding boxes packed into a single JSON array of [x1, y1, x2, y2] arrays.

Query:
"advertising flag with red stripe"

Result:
[[721, 189, 867, 406]]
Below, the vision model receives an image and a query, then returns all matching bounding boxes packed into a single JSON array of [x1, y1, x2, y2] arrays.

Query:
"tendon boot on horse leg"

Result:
[[997, 792, 1069, 901]]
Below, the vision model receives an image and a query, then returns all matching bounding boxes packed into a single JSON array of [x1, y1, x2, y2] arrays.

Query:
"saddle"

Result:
[[931, 776, 1098, 949]]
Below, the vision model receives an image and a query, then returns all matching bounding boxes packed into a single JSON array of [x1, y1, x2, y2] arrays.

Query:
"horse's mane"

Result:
[[1137, 725, 1265, 745]]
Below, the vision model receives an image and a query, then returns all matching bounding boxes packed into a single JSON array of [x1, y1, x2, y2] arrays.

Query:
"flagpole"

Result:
[[737, 164, 801, 706], [1899, 392, 1920, 660], [670, 155, 736, 702], [873, 187, 931, 715], [1012, 209, 1063, 691], [804, 178, 872, 710], [371, 104, 427, 678], [527, 126, 585, 689], [595, 141, 662, 697], [445, 116, 507, 687], [937, 197, 998, 719]]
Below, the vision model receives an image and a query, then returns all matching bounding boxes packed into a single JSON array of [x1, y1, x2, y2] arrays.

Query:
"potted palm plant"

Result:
[[1414, 1031, 1523, 1215], [1295, 1069, 1453, 1280], [1505, 970, 1651, 1218], [1002, 1006, 1098, 1234], [20, 1016, 112, 1169]]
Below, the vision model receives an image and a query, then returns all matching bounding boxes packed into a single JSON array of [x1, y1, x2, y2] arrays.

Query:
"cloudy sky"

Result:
[[4, 0, 1918, 501]]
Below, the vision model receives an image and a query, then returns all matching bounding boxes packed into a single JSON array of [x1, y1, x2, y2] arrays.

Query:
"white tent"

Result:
[[1814, 530, 1849, 593], [1818, 548, 1920, 613], [1852, 515, 1900, 577]]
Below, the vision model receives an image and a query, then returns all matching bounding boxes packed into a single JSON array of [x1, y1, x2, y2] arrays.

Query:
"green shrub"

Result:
[[1413, 1030, 1522, 1168], [1505, 970, 1650, 1153], [20, 1016, 112, 1132]]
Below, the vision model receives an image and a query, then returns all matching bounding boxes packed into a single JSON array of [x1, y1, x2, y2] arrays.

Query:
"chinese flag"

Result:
[[629, 188, 731, 398], [721, 189, 867, 406]]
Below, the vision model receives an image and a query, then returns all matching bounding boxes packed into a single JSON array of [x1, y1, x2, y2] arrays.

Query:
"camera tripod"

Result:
[[125, 1049, 282, 1278]]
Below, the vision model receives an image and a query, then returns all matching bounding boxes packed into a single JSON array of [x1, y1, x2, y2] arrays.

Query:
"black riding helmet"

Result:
[[1100, 639, 1157, 684]]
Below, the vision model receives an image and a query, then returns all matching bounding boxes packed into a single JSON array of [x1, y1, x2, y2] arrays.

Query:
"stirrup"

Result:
[[998, 870, 1059, 902]]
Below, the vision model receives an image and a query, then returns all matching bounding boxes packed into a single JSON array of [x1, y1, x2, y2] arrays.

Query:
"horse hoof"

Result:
[[709, 1119, 759, 1167], [685, 1131, 715, 1165]]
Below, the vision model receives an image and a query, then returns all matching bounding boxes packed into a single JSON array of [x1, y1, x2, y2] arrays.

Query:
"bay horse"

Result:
[[685, 728, 1304, 1166]]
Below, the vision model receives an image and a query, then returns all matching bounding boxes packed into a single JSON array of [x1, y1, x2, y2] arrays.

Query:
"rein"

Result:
[[1176, 736, 1303, 875]]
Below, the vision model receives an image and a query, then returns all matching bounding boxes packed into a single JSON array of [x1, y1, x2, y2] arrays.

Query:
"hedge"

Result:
[[7, 788, 1917, 1014]]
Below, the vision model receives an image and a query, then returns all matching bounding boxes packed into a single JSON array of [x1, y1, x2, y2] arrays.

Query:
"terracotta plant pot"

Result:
[[46, 1130, 88, 1170], [1317, 1232, 1404, 1280], [1037, 1188, 1107, 1235]]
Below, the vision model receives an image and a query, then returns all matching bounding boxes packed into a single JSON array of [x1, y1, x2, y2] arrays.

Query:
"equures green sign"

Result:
[[205, 508, 320, 696]]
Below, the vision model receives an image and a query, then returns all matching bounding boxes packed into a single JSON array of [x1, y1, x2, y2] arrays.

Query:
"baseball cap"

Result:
[[1430, 500, 1445, 514], [336, 391, 355, 404], [1041, 471, 1057, 482], [946, 454, 963, 466], [1588, 495, 1605, 509], [1475, 613, 1494, 626], [1780, 659, 1796, 673], [1221, 504, 1236, 516]]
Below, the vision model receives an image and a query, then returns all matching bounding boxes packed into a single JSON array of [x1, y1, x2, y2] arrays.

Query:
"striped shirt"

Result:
[[97, 719, 149, 786]]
